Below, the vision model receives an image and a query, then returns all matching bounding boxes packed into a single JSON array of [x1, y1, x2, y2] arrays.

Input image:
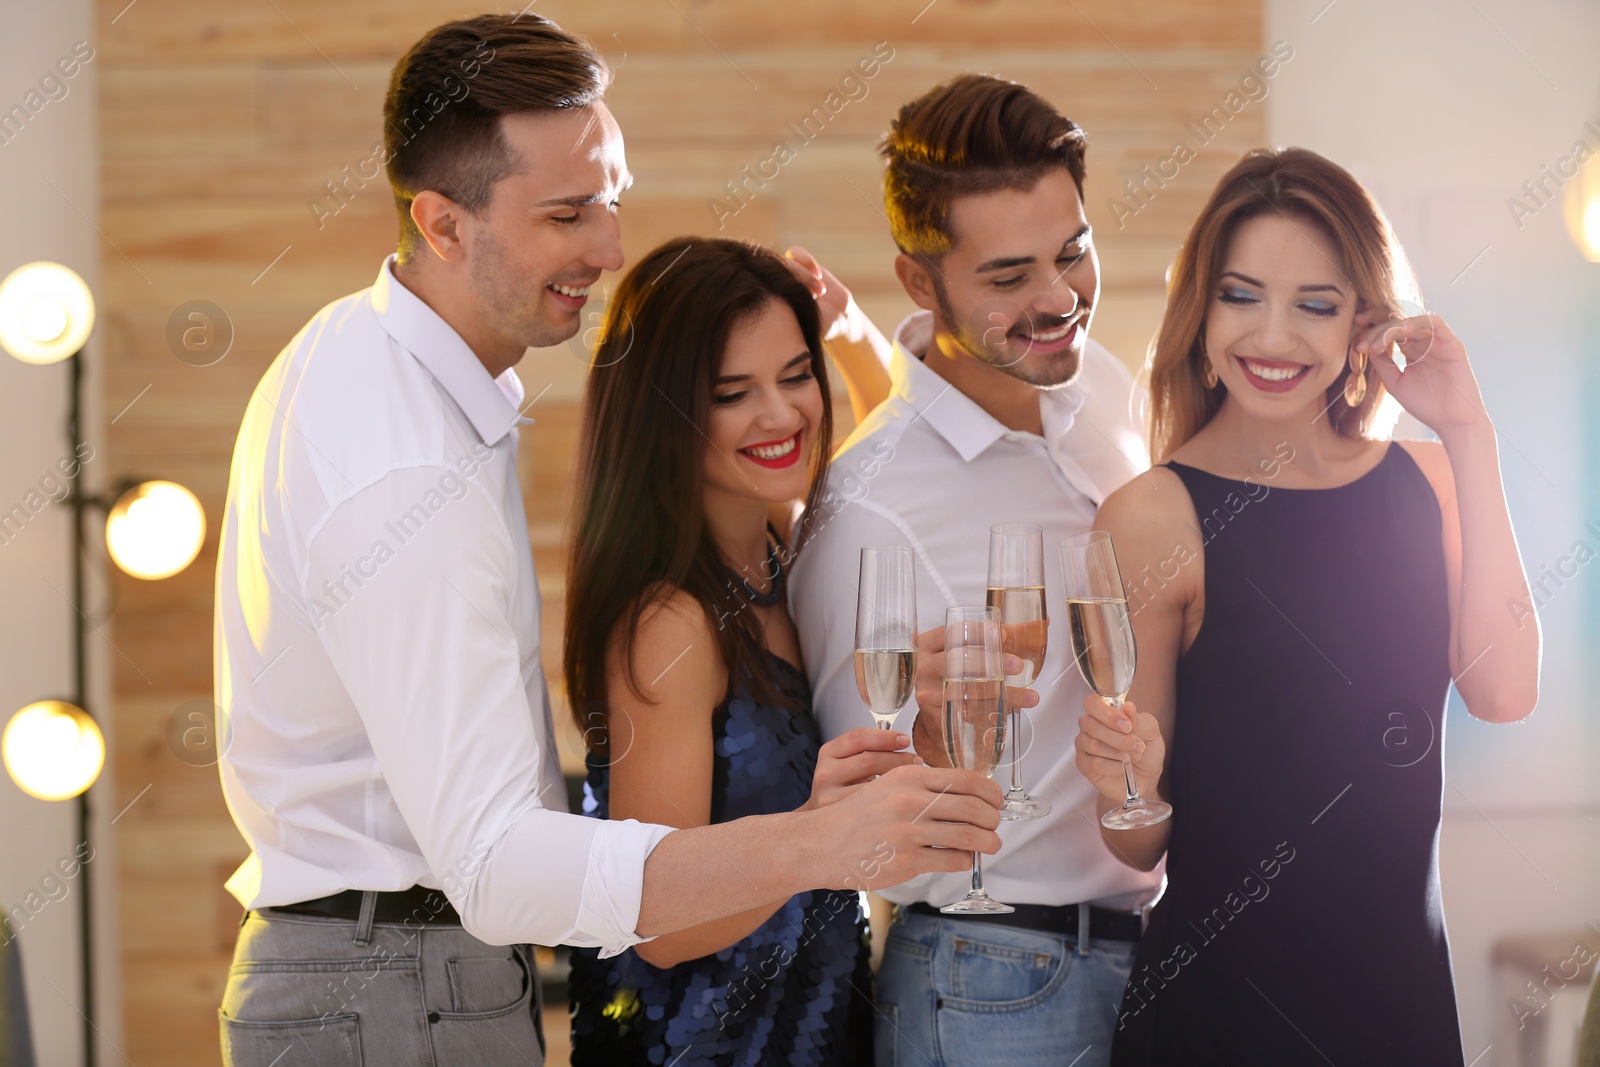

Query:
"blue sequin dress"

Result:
[[568, 652, 873, 1066]]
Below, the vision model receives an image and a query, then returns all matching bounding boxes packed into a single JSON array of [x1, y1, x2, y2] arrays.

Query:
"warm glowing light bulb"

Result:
[[0, 262, 94, 365], [1583, 199, 1600, 263], [24, 299, 68, 343], [106, 481, 206, 580], [3, 701, 104, 801]]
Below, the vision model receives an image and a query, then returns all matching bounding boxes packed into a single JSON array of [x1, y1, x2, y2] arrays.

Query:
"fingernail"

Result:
[[896, 733, 909, 746], [1136, 741, 1147, 754], [1120, 718, 1132, 732]]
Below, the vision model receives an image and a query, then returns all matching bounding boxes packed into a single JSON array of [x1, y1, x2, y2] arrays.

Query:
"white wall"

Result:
[[1266, 0, 1600, 1063], [0, 1, 119, 1064]]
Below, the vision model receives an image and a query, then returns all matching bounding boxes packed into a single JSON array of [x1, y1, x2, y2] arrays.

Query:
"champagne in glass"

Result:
[[1060, 531, 1172, 831], [987, 521, 1052, 820], [854, 648, 915, 728], [985, 586, 1046, 687], [939, 606, 1014, 915], [944, 677, 1006, 777], [855, 546, 918, 730], [1064, 597, 1135, 702]]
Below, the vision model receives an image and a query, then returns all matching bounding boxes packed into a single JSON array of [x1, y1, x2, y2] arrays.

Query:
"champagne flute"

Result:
[[939, 606, 1013, 914], [854, 546, 918, 730], [1060, 531, 1172, 831], [988, 523, 1052, 821]]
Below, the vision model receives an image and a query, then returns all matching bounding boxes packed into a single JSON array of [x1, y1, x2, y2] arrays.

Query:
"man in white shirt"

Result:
[[790, 75, 1166, 1066], [213, 16, 1002, 1065]]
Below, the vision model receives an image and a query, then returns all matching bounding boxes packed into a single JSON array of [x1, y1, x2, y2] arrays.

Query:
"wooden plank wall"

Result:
[[98, 1, 1265, 1061]]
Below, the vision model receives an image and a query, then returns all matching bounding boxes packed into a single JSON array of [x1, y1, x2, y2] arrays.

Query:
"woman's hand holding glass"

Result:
[[800, 727, 923, 811], [1073, 694, 1167, 812]]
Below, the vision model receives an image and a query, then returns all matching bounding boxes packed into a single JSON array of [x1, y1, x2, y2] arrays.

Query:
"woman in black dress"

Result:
[[1072, 148, 1542, 1065]]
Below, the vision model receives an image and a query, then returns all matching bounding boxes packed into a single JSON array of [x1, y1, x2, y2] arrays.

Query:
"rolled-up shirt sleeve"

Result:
[[305, 466, 671, 955]]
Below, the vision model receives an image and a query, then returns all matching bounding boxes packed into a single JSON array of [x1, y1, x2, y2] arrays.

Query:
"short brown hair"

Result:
[[1149, 147, 1418, 460], [384, 14, 611, 262], [880, 73, 1088, 259]]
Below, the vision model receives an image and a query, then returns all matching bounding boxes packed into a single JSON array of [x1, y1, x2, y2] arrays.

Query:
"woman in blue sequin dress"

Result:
[[562, 238, 910, 1065]]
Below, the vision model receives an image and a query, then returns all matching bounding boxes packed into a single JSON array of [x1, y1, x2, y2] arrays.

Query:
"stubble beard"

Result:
[[930, 277, 1085, 390], [470, 238, 578, 351]]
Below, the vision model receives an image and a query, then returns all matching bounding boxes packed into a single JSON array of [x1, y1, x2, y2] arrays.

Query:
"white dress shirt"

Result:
[[214, 256, 671, 955], [790, 310, 1166, 910]]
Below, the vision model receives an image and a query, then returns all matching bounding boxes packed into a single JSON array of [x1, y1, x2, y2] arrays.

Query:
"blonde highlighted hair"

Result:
[[1148, 147, 1419, 462]]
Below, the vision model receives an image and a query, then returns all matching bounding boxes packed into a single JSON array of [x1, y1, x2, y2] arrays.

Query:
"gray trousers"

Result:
[[219, 896, 544, 1066]]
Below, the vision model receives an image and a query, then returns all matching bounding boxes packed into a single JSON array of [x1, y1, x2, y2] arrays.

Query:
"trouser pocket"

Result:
[[429, 943, 543, 1064], [873, 1003, 898, 1067], [220, 1010, 362, 1066]]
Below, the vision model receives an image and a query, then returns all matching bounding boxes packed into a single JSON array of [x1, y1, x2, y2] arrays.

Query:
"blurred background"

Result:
[[0, 0, 1595, 1064]]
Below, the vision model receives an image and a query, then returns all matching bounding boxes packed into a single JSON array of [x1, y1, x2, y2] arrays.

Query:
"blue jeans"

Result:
[[875, 908, 1137, 1067]]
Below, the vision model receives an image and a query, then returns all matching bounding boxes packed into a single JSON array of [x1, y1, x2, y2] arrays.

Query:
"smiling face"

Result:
[[703, 298, 826, 511], [1204, 213, 1360, 419], [912, 167, 1099, 388], [462, 103, 629, 351]]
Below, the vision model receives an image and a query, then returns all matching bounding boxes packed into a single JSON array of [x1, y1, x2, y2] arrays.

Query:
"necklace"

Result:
[[733, 524, 786, 607]]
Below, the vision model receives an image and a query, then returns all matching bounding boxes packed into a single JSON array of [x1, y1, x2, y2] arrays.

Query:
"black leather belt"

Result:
[[267, 887, 461, 926], [906, 900, 1143, 942]]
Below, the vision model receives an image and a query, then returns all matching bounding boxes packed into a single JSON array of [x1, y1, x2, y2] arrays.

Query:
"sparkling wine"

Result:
[[1066, 597, 1136, 702], [943, 678, 1006, 777], [855, 648, 915, 727], [986, 585, 1048, 688]]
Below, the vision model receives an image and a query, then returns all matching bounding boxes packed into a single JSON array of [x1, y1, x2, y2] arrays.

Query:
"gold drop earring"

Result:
[[1343, 344, 1368, 406]]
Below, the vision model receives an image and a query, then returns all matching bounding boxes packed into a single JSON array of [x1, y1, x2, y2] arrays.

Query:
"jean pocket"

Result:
[[430, 946, 541, 1064], [444, 949, 530, 1019], [883, 922, 935, 964], [947, 934, 1065, 1009], [220, 1009, 362, 1066], [874, 1003, 897, 1067]]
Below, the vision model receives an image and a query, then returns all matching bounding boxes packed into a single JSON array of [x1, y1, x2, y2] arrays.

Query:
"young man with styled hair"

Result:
[[213, 17, 1002, 1064], [791, 74, 1161, 1066]]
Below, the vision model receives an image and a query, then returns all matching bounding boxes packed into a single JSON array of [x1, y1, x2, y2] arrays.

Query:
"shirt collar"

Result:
[[370, 255, 532, 447], [1039, 375, 1087, 443], [889, 310, 1085, 462]]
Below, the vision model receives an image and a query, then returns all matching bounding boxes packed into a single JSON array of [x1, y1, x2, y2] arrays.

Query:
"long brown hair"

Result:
[[1148, 147, 1419, 462], [564, 238, 834, 758]]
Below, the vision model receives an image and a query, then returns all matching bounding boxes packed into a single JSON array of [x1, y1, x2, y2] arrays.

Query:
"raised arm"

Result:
[[1072, 469, 1200, 871], [783, 246, 893, 424], [1366, 314, 1541, 722]]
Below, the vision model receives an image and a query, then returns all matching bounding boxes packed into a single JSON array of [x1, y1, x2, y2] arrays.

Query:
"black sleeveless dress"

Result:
[[1111, 443, 1465, 1066], [568, 652, 873, 1066]]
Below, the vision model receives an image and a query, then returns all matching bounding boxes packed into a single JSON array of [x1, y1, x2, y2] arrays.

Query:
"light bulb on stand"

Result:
[[0, 261, 95, 365], [106, 480, 206, 580], [3, 701, 105, 801]]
